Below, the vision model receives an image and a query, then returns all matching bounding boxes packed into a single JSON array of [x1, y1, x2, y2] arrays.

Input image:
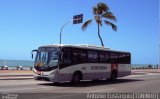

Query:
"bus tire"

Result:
[[110, 70, 117, 81], [71, 72, 82, 84], [53, 82, 59, 85]]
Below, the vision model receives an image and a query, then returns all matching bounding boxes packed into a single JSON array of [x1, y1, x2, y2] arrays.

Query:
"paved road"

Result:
[[0, 73, 160, 99]]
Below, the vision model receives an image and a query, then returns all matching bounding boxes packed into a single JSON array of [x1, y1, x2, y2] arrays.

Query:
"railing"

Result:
[[0, 66, 33, 70], [132, 64, 159, 69]]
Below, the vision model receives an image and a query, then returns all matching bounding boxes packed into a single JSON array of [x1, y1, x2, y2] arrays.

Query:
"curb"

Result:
[[131, 72, 147, 75], [0, 75, 33, 77], [0, 76, 33, 80]]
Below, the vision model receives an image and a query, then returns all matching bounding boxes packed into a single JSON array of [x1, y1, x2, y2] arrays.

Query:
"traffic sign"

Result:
[[73, 14, 83, 24]]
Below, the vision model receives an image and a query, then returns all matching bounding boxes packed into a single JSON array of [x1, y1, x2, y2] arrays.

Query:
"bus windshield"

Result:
[[34, 47, 60, 71]]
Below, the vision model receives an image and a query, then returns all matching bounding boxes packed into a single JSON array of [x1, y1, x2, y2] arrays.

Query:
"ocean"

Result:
[[132, 64, 157, 68], [0, 60, 34, 67]]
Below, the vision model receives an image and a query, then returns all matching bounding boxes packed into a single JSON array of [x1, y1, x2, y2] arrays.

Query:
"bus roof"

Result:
[[39, 44, 130, 54]]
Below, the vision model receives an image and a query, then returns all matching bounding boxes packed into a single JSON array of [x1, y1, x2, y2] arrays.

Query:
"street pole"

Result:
[[59, 14, 83, 45], [59, 21, 71, 45], [159, 44, 160, 69]]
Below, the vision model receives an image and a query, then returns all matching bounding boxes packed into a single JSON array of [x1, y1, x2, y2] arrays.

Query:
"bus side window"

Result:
[[99, 52, 105, 63], [88, 51, 98, 63], [99, 52, 109, 63], [72, 49, 86, 64], [72, 49, 81, 64], [110, 53, 118, 63], [126, 53, 131, 64], [81, 51, 87, 63], [62, 49, 71, 64], [119, 53, 126, 64]]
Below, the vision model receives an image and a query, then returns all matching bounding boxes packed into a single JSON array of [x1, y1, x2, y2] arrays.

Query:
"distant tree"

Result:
[[82, 2, 117, 47]]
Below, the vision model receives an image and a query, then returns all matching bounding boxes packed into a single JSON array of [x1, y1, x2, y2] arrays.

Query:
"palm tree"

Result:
[[82, 2, 117, 47]]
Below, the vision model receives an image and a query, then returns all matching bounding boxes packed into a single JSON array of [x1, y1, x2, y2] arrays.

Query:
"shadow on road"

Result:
[[38, 78, 143, 87]]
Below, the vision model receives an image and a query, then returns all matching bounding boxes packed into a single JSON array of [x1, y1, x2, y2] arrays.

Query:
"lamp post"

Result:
[[159, 44, 160, 69], [59, 14, 83, 45], [59, 21, 71, 45]]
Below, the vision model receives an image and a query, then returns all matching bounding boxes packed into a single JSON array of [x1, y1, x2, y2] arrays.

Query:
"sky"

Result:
[[0, 0, 159, 64]]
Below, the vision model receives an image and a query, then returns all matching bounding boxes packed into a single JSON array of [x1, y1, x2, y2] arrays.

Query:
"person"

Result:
[[148, 64, 152, 69]]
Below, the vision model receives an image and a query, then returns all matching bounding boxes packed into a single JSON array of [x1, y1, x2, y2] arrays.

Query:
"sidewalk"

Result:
[[131, 69, 160, 76], [0, 70, 33, 80], [132, 69, 160, 73]]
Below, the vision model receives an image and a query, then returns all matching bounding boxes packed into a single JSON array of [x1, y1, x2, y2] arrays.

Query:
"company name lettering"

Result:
[[91, 66, 107, 70]]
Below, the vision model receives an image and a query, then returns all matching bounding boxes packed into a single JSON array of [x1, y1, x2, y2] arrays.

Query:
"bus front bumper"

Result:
[[34, 74, 59, 82]]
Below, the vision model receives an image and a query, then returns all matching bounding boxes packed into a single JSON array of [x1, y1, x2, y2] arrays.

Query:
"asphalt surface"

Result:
[[0, 72, 160, 99]]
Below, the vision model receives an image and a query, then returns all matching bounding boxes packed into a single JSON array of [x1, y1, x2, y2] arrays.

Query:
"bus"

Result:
[[32, 44, 131, 83]]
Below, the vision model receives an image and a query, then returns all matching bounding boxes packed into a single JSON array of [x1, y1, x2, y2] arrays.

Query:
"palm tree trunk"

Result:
[[98, 23, 104, 47]]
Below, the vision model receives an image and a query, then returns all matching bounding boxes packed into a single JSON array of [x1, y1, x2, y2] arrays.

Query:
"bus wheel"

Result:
[[71, 72, 81, 84], [110, 70, 117, 81], [53, 82, 59, 85]]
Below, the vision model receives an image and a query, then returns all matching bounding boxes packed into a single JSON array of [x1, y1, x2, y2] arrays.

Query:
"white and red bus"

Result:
[[32, 44, 131, 83]]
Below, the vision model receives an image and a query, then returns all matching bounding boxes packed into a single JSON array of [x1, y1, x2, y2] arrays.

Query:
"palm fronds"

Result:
[[104, 20, 117, 31], [93, 7, 98, 15], [82, 20, 92, 31], [102, 12, 117, 21], [97, 2, 109, 13]]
